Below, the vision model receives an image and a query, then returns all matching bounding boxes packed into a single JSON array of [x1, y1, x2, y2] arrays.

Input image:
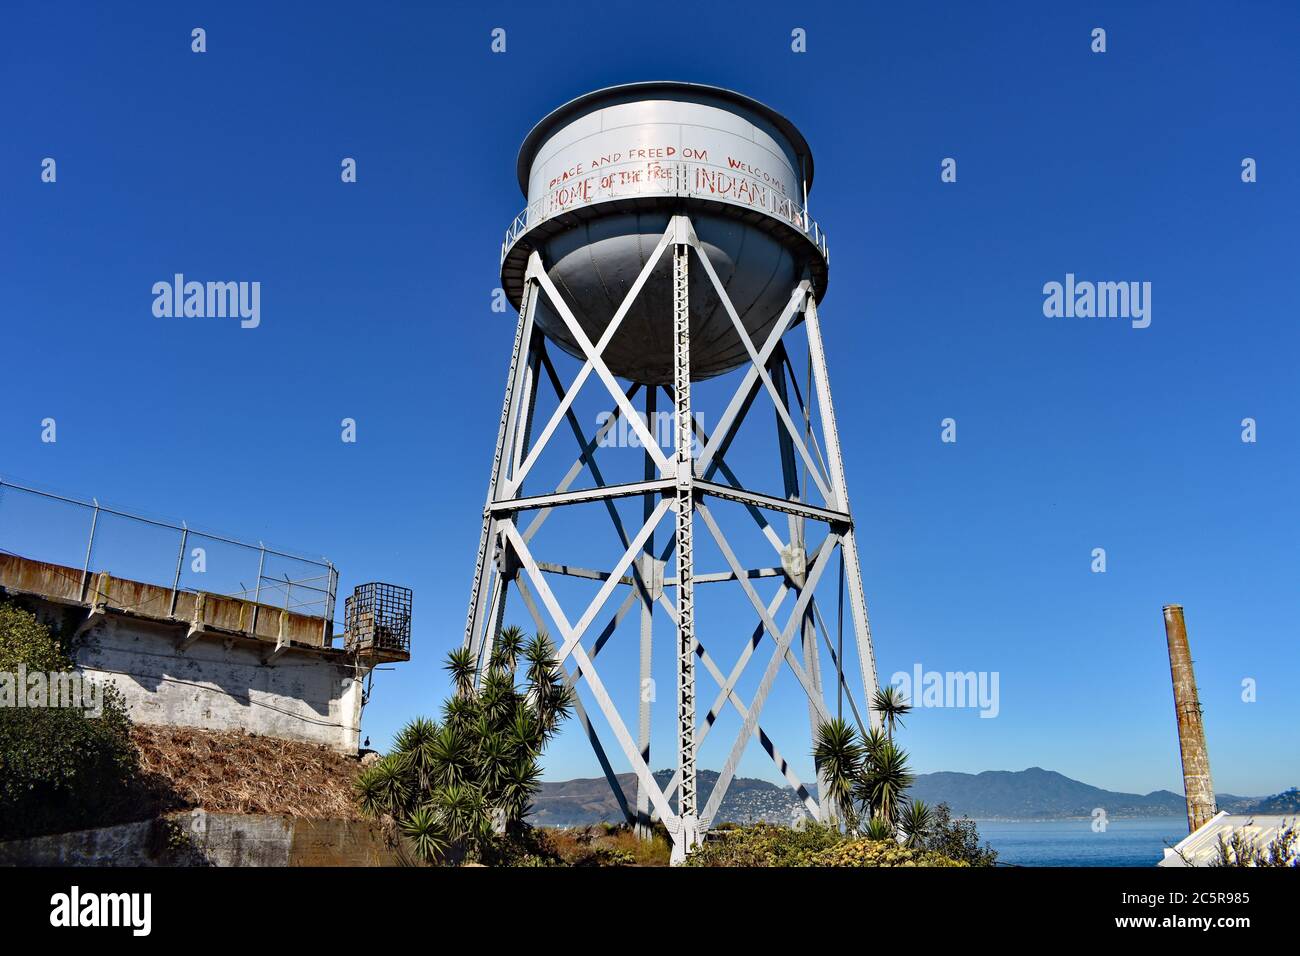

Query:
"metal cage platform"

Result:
[[345, 582, 413, 655]]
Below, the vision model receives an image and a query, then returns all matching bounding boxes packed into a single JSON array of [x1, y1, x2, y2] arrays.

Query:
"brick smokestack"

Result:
[[1162, 605, 1216, 833]]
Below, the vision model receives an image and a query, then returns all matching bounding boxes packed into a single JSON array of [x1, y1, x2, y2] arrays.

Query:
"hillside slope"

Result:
[[908, 767, 1257, 819], [132, 725, 363, 819], [532, 766, 1273, 824], [531, 770, 801, 827]]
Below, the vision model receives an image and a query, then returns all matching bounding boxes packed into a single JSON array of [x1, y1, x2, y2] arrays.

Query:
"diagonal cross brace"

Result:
[[698, 503, 833, 727], [697, 507, 839, 830], [503, 504, 669, 669], [500, 517, 679, 830], [508, 244, 672, 495], [684, 223, 834, 507], [696, 283, 809, 478], [520, 380, 640, 543], [513, 576, 634, 825], [654, 588, 820, 819]]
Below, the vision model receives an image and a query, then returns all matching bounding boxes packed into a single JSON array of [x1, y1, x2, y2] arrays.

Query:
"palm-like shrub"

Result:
[[811, 717, 863, 828], [810, 703, 998, 866], [871, 685, 912, 738], [813, 693, 920, 842], [855, 737, 914, 825], [355, 628, 572, 864], [899, 798, 934, 848], [444, 647, 478, 699], [862, 814, 895, 842], [355, 754, 409, 818], [401, 805, 450, 862]]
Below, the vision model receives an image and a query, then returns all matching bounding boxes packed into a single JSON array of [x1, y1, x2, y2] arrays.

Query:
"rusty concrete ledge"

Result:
[[0, 552, 344, 662]]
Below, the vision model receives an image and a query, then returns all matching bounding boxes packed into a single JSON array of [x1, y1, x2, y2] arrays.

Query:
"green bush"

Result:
[[810, 838, 968, 867], [684, 823, 847, 867], [0, 598, 140, 840], [684, 823, 969, 867], [0, 600, 72, 672], [919, 802, 999, 867]]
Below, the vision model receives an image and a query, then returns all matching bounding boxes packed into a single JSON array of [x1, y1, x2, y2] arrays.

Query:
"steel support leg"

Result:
[[464, 277, 537, 661], [478, 320, 541, 676], [636, 385, 657, 839], [772, 351, 831, 819], [671, 227, 698, 863], [803, 295, 881, 727]]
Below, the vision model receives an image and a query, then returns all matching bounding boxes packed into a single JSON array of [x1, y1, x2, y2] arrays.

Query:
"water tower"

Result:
[[463, 82, 881, 862]]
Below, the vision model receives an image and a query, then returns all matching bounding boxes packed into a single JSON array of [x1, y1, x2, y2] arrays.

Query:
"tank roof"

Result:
[[515, 81, 815, 195]]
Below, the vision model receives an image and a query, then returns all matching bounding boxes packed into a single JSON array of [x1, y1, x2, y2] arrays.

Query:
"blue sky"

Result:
[[1, 1, 1296, 799]]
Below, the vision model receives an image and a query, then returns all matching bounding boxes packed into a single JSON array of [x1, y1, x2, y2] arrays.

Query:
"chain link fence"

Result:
[[0, 478, 338, 630]]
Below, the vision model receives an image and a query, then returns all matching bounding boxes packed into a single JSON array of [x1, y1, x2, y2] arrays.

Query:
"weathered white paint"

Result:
[[524, 95, 801, 231], [70, 609, 366, 753]]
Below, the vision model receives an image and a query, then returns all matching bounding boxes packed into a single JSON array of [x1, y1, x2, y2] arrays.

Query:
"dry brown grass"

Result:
[[130, 724, 363, 819], [540, 823, 672, 866]]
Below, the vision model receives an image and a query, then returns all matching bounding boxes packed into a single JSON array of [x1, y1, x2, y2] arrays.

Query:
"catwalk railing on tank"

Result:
[[502, 158, 829, 264], [0, 478, 339, 643]]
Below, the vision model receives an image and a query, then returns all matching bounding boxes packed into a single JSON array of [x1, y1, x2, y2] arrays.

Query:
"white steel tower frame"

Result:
[[463, 215, 880, 863]]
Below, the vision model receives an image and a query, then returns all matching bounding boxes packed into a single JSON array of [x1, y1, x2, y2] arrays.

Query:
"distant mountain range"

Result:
[[1247, 787, 1300, 814], [531, 770, 802, 828], [907, 767, 1259, 820], [530, 767, 1287, 826]]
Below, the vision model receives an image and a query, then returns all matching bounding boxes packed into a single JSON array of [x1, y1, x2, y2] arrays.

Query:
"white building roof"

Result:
[[1159, 810, 1298, 866]]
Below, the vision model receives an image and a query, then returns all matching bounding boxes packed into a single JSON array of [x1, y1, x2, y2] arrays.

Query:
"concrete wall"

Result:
[[189, 811, 397, 866], [72, 610, 365, 753], [0, 812, 399, 867], [0, 551, 394, 753], [0, 819, 165, 866]]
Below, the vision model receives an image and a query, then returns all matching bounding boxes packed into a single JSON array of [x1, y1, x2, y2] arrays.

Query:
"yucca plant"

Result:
[[861, 726, 890, 758], [354, 753, 410, 818], [856, 737, 914, 825], [496, 756, 542, 827], [401, 805, 449, 862], [871, 685, 912, 739], [355, 756, 401, 818], [357, 630, 572, 864], [813, 718, 864, 829], [444, 646, 479, 699], [394, 716, 439, 791], [489, 625, 527, 675], [812, 706, 918, 841], [899, 798, 933, 848], [863, 814, 896, 842]]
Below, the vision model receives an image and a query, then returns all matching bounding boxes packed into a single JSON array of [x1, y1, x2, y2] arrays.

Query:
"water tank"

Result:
[[501, 81, 829, 385]]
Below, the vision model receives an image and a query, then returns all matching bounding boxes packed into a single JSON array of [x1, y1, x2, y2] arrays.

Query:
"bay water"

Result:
[[975, 817, 1189, 867]]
